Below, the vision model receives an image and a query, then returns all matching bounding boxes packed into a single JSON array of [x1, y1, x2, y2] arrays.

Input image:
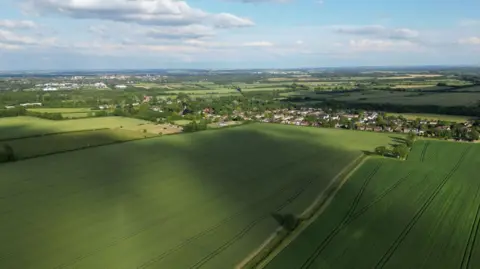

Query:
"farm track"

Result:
[[374, 146, 471, 269], [420, 142, 430, 163], [299, 161, 383, 269], [51, 154, 322, 269], [138, 177, 316, 269], [459, 183, 480, 269], [188, 179, 314, 269], [346, 172, 413, 225]]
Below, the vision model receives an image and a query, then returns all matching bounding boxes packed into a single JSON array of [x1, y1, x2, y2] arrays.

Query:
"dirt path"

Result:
[[236, 155, 368, 269]]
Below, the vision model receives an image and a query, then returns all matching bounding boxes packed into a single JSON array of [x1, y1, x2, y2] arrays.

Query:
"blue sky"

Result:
[[0, 0, 479, 70]]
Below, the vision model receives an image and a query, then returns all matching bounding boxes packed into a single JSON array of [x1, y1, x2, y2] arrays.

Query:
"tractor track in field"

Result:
[[459, 180, 480, 269], [137, 169, 318, 269], [299, 161, 383, 269], [51, 154, 319, 269], [188, 179, 314, 269], [374, 146, 471, 269], [345, 172, 413, 226], [420, 142, 430, 163]]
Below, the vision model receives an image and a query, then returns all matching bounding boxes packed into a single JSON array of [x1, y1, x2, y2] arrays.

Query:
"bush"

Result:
[[271, 213, 299, 232], [1, 144, 16, 163]]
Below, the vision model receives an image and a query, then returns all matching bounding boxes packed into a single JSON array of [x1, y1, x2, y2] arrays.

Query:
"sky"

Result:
[[0, 0, 479, 70]]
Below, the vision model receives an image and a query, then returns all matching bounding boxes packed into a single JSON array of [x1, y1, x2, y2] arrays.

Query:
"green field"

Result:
[[0, 116, 157, 140], [27, 108, 102, 119], [28, 108, 96, 113], [265, 140, 480, 269], [0, 123, 396, 269], [1, 129, 153, 160], [385, 113, 473, 122]]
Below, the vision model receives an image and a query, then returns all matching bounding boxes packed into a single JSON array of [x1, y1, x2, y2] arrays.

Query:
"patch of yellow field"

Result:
[[392, 84, 436, 89]]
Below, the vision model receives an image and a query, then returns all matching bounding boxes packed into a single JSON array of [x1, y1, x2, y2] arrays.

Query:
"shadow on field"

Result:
[[266, 143, 477, 269], [0, 123, 423, 269]]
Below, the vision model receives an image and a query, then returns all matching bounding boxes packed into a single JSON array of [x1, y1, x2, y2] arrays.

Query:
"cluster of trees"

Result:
[[183, 120, 208, 132], [0, 107, 27, 118], [0, 144, 16, 163], [375, 133, 416, 159]]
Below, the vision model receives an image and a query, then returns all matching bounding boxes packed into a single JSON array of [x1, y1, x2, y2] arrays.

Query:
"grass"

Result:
[[27, 108, 96, 113], [174, 120, 192, 126], [265, 140, 480, 269], [0, 116, 164, 140], [1, 129, 154, 159], [320, 90, 480, 107], [385, 113, 473, 122], [0, 123, 396, 269]]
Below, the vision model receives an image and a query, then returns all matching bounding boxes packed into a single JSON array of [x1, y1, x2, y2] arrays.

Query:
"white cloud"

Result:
[[459, 19, 480, 27], [22, 0, 254, 28], [0, 43, 22, 50], [295, 40, 304, 45], [242, 41, 274, 47], [0, 19, 37, 29], [458, 37, 480, 45], [212, 13, 254, 28], [316, 0, 324, 4], [334, 25, 419, 40], [145, 25, 215, 40], [347, 39, 419, 52], [227, 0, 290, 3], [0, 29, 57, 47]]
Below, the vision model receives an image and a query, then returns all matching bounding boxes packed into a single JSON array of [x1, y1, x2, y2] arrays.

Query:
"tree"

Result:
[[375, 146, 387, 156], [271, 213, 298, 231], [407, 132, 417, 142], [3, 144, 15, 162], [393, 144, 409, 159], [470, 129, 479, 141]]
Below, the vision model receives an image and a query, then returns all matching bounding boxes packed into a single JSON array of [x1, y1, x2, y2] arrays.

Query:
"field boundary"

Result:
[[0, 128, 110, 142], [238, 154, 368, 269], [0, 133, 164, 165]]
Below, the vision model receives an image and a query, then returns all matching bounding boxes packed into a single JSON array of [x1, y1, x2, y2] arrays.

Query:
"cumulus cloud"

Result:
[[0, 19, 37, 29], [458, 37, 480, 45], [334, 25, 419, 40], [22, 0, 254, 28]]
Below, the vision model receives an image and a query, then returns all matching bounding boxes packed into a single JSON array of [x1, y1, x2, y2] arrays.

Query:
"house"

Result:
[[94, 82, 107, 89], [43, 87, 58, 91], [143, 96, 153, 103], [115, 85, 127, 89]]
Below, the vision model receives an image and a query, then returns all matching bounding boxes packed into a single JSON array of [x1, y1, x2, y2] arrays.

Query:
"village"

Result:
[[201, 107, 479, 141]]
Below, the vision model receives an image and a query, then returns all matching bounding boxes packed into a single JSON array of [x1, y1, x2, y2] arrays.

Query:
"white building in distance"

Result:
[[115, 85, 127, 89]]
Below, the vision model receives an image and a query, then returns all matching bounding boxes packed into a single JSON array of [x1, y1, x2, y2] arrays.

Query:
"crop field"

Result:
[[0, 123, 396, 269], [385, 113, 473, 122], [321, 90, 480, 106], [27, 108, 96, 113], [0, 116, 176, 140], [1, 129, 153, 159], [265, 140, 480, 269]]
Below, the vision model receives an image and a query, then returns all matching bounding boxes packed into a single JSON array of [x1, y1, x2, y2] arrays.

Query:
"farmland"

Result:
[[0, 116, 180, 140], [264, 140, 480, 269], [384, 113, 473, 122], [0, 123, 396, 269], [28, 107, 101, 119]]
